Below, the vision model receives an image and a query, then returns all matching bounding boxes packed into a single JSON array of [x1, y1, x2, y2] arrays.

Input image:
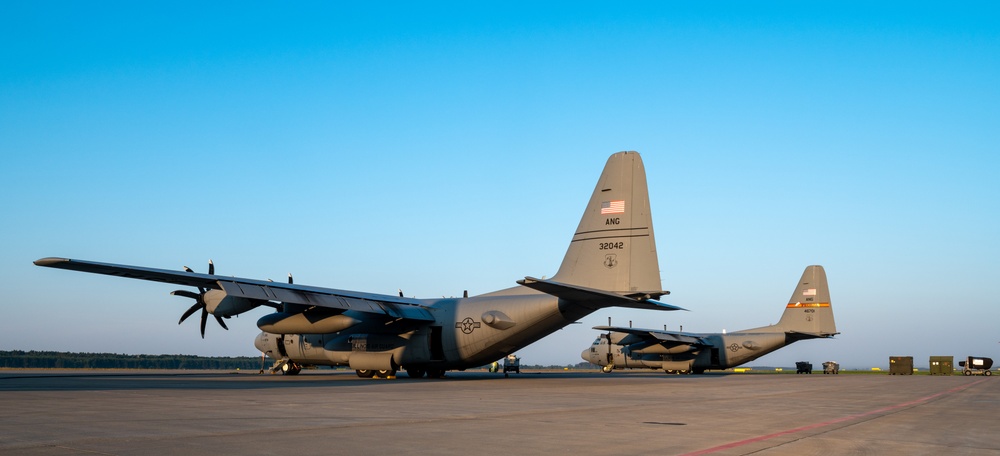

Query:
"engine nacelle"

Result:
[[203, 289, 259, 317], [257, 311, 360, 334], [625, 344, 698, 355]]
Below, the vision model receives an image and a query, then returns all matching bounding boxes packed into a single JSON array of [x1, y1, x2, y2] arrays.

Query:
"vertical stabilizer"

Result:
[[551, 151, 663, 294], [776, 265, 837, 335]]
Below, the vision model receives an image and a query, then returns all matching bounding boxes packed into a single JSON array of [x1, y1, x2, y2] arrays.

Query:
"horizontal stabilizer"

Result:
[[786, 330, 839, 340], [518, 277, 683, 311]]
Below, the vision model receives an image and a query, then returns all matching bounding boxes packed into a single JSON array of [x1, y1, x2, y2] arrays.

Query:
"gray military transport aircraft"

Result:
[[35, 151, 682, 378], [582, 265, 837, 374]]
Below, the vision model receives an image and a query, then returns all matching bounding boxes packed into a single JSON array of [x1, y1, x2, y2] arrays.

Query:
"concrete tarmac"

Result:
[[1, 369, 998, 455]]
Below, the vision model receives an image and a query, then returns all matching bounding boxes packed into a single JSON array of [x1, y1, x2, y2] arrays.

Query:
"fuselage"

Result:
[[256, 286, 596, 371], [582, 327, 791, 373]]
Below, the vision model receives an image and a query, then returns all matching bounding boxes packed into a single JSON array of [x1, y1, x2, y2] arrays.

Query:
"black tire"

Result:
[[426, 369, 445, 379], [356, 369, 375, 378], [405, 368, 426, 378]]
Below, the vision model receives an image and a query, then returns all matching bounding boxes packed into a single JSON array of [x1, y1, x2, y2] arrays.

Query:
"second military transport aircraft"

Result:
[[582, 265, 838, 374], [35, 151, 682, 378]]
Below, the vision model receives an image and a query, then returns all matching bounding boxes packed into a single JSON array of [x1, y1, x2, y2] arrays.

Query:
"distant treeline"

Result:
[[0, 350, 261, 370]]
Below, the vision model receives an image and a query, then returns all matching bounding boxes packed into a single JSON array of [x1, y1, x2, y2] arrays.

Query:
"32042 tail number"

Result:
[[599, 242, 624, 250]]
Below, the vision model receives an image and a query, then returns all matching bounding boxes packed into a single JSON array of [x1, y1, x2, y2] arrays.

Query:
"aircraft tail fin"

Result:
[[776, 265, 838, 337], [551, 151, 665, 296]]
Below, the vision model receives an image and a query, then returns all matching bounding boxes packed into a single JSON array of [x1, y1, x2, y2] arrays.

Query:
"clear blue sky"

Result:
[[3, 3, 998, 369]]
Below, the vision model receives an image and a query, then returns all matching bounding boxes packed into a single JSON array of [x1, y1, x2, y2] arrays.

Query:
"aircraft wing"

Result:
[[517, 277, 683, 311], [593, 326, 712, 348], [34, 257, 435, 322]]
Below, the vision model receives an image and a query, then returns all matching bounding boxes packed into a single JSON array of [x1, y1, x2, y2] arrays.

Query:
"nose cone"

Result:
[[253, 331, 268, 353], [581, 349, 593, 363]]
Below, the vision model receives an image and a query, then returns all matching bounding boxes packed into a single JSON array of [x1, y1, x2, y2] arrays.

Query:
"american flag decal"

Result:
[[601, 200, 625, 214]]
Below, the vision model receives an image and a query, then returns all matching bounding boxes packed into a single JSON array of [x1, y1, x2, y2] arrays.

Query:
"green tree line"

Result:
[[0, 350, 261, 369]]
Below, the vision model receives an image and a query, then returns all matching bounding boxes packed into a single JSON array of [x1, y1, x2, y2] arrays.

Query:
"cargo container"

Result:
[[889, 356, 913, 375], [929, 356, 953, 375]]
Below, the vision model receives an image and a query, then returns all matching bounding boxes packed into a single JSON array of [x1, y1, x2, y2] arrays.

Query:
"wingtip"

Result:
[[34, 257, 69, 267]]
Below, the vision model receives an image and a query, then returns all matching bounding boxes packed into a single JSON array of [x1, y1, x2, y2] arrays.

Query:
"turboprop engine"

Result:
[[171, 260, 261, 337], [202, 289, 258, 317]]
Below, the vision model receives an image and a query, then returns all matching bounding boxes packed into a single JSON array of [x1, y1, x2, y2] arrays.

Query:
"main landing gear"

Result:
[[357, 368, 446, 379], [355, 369, 398, 379]]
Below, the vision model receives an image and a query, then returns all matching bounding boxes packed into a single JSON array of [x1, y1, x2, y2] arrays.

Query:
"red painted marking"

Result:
[[681, 378, 989, 456]]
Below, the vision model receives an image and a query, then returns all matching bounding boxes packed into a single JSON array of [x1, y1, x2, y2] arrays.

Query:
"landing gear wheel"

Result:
[[356, 369, 375, 378], [375, 369, 396, 378], [425, 369, 445, 379], [281, 363, 301, 375], [405, 368, 426, 378], [601, 365, 613, 373]]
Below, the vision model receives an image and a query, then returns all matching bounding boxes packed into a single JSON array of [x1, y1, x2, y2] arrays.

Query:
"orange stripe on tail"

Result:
[[785, 302, 831, 308]]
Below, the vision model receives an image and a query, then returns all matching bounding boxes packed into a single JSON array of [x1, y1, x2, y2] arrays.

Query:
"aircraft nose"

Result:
[[581, 349, 592, 363], [253, 331, 267, 353]]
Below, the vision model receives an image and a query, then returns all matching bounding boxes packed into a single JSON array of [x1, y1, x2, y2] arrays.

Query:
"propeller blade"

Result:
[[171, 290, 200, 300], [200, 308, 208, 338], [214, 314, 229, 330], [288, 273, 293, 284], [183, 266, 194, 273], [208, 260, 214, 275], [179, 302, 202, 324]]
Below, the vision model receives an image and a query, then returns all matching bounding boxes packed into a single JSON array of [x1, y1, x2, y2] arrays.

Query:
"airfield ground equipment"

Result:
[[959, 357, 993, 376], [822, 361, 839, 374], [795, 362, 813, 374], [889, 356, 914, 375], [929, 356, 954, 375], [503, 354, 520, 377]]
